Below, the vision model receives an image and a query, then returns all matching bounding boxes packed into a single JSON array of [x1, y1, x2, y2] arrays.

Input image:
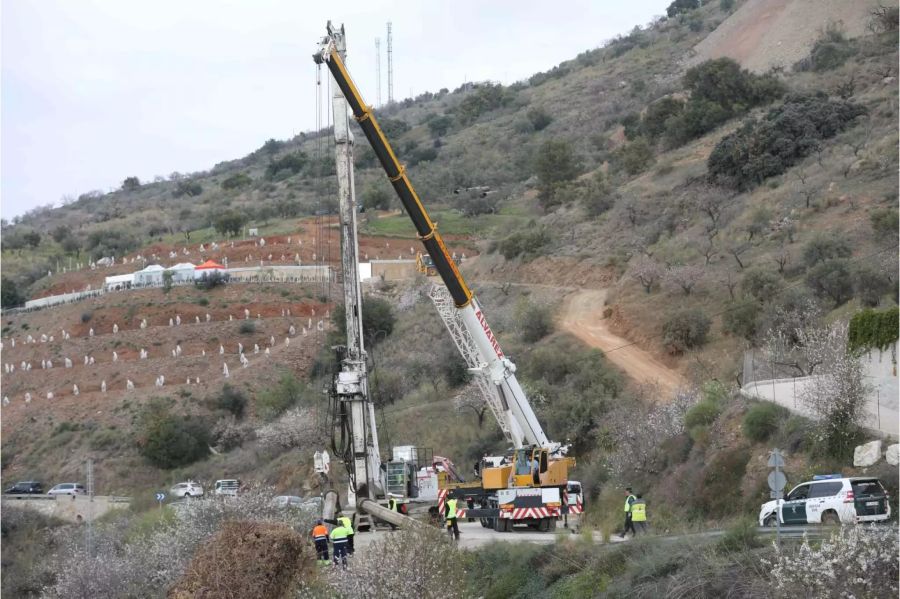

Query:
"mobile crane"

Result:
[[314, 22, 572, 532]]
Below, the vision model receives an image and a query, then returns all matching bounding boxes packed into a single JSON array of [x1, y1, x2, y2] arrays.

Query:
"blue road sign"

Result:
[[155, 492, 166, 502]]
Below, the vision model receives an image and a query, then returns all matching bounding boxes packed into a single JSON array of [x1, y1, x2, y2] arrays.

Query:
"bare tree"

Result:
[[720, 270, 739, 301], [697, 193, 726, 229], [727, 242, 751, 269], [844, 117, 871, 157], [630, 256, 663, 293], [453, 383, 488, 428], [774, 246, 791, 274], [663, 264, 705, 295]]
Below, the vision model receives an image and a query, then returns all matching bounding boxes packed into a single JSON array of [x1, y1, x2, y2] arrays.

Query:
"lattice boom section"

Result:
[[428, 285, 510, 440]]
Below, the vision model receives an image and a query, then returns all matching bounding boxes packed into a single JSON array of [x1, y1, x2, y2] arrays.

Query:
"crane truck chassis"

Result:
[[314, 22, 574, 531]]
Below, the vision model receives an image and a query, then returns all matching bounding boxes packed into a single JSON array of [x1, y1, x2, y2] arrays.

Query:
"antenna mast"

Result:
[[386, 22, 394, 104], [375, 37, 382, 107]]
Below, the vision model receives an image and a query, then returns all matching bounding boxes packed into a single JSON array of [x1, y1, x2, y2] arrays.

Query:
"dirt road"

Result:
[[560, 289, 686, 397]]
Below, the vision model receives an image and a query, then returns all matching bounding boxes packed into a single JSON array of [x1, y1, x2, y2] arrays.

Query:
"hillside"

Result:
[[1, 1, 899, 596]]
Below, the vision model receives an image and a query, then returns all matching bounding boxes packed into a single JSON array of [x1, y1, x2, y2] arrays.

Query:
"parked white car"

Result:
[[47, 483, 86, 496], [169, 481, 204, 498], [759, 475, 891, 526]]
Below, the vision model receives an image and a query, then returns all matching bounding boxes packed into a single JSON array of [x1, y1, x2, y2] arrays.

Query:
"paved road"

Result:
[[350, 519, 867, 551]]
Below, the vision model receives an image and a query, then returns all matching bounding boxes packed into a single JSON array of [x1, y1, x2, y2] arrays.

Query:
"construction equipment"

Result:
[[314, 22, 572, 533], [415, 252, 437, 276]]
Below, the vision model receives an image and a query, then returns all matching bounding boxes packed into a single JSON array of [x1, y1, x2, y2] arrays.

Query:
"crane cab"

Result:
[[481, 447, 572, 490]]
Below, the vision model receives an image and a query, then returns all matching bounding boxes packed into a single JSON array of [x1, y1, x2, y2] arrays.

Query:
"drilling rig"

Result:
[[315, 22, 573, 533]]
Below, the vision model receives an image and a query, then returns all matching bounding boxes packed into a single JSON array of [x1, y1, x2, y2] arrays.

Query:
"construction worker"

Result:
[[338, 515, 355, 556], [631, 494, 647, 535], [311, 519, 329, 565], [330, 520, 350, 567], [388, 493, 399, 531], [445, 495, 460, 541], [619, 487, 637, 538]]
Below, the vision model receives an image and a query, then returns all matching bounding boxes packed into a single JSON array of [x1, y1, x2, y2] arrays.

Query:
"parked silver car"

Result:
[[47, 483, 86, 496]]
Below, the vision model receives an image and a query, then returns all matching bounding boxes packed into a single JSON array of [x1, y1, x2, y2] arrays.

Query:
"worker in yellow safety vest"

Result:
[[631, 494, 647, 535], [619, 487, 637, 538], [330, 522, 350, 567], [445, 496, 460, 541], [338, 515, 355, 555], [387, 494, 399, 531]]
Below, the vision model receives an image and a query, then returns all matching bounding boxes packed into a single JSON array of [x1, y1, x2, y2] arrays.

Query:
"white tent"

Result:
[[134, 264, 165, 286], [104, 273, 134, 290], [168, 262, 196, 283]]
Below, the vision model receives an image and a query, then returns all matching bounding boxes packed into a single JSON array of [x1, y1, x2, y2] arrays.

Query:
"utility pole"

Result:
[[386, 22, 394, 104], [375, 37, 382, 107], [85, 459, 94, 556], [327, 23, 382, 512]]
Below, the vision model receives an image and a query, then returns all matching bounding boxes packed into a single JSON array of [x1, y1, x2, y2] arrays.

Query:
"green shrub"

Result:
[[722, 298, 761, 340], [853, 264, 893, 307], [214, 385, 247, 419], [136, 400, 210, 469], [515, 299, 555, 343], [802, 234, 852, 268], [265, 151, 307, 178], [256, 373, 305, 420], [684, 400, 721, 429], [870, 208, 899, 240], [743, 402, 786, 442], [795, 25, 855, 72], [708, 95, 865, 189], [426, 114, 453, 137], [497, 228, 551, 260], [641, 97, 685, 139], [534, 139, 581, 205], [667, 0, 700, 17], [221, 172, 253, 190], [717, 518, 762, 552], [806, 259, 854, 306], [662, 309, 711, 353], [1, 278, 24, 309], [238, 321, 256, 335], [741, 268, 783, 303], [696, 447, 751, 517], [613, 138, 655, 175], [526, 106, 552, 131], [848, 307, 899, 352], [173, 180, 202, 198], [456, 83, 511, 124]]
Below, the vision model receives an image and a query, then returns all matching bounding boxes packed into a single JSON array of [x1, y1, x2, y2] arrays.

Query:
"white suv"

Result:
[[170, 481, 204, 498], [759, 475, 891, 526]]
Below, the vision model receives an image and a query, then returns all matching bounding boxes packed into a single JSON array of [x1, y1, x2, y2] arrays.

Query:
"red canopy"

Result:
[[195, 260, 225, 270]]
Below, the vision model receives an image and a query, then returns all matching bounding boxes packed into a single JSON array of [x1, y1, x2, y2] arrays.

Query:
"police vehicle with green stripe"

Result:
[[759, 475, 891, 526]]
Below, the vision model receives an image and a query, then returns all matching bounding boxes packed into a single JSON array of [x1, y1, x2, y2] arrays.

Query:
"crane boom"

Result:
[[314, 23, 554, 451]]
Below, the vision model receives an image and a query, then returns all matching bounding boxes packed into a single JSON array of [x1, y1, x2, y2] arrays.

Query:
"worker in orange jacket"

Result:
[[311, 519, 329, 564]]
